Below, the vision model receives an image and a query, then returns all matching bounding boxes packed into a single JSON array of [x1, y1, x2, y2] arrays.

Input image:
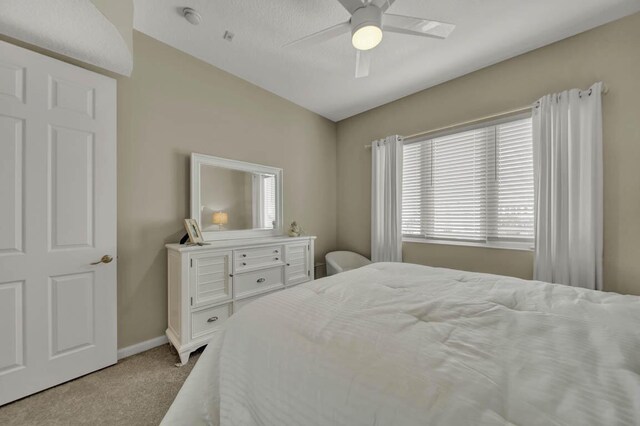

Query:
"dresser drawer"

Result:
[[234, 266, 284, 299], [234, 290, 280, 313], [191, 303, 232, 339], [234, 245, 283, 272]]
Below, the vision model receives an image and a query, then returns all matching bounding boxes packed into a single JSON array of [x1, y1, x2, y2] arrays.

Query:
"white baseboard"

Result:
[[117, 335, 168, 360]]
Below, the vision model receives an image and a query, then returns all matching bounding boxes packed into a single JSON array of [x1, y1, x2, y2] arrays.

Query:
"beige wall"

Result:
[[116, 32, 337, 348], [336, 12, 640, 295]]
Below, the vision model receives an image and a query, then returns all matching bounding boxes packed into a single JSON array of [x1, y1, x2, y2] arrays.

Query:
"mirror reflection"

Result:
[[199, 165, 276, 232]]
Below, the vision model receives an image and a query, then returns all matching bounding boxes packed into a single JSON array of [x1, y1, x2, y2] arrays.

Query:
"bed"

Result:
[[162, 262, 640, 425]]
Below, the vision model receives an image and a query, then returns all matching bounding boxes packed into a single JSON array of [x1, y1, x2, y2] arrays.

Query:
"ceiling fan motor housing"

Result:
[[351, 5, 383, 32], [351, 5, 383, 50]]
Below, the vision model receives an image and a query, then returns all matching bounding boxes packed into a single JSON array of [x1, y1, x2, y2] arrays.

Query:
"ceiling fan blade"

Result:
[[355, 49, 371, 78], [383, 14, 455, 39], [337, 0, 366, 14], [372, 0, 396, 12], [283, 21, 351, 48], [384, 25, 447, 40]]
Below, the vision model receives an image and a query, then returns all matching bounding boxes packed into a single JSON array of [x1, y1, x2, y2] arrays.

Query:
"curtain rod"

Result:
[[364, 83, 608, 149]]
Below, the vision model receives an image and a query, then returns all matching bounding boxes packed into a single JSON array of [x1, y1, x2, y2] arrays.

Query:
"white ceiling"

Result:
[[134, 0, 640, 121]]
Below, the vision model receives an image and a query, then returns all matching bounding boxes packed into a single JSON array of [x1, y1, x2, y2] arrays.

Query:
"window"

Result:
[[252, 173, 276, 229], [402, 115, 534, 249], [262, 175, 276, 229]]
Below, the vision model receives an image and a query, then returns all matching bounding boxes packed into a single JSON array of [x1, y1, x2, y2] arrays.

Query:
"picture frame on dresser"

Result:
[[183, 218, 204, 244]]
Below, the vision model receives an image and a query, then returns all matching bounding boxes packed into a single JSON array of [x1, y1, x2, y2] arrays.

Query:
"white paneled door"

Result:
[[0, 40, 116, 405]]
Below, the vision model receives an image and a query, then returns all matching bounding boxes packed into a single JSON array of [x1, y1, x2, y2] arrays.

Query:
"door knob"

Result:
[[91, 255, 113, 265]]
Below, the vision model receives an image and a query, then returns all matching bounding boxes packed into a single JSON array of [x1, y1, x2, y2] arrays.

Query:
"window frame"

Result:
[[401, 112, 535, 251]]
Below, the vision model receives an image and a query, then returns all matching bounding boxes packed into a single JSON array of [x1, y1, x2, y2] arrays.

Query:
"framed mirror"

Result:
[[191, 153, 283, 241]]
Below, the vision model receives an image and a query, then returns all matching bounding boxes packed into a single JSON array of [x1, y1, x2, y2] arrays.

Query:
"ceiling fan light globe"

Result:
[[352, 25, 383, 50], [350, 5, 383, 50]]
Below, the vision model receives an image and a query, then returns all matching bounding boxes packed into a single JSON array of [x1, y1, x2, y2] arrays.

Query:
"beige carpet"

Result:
[[0, 344, 202, 426]]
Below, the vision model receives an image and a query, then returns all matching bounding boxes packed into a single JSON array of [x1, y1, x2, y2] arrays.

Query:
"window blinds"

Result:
[[402, 116, 534, 246]]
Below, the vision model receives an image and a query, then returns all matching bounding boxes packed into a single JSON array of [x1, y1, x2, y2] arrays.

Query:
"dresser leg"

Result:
[[176, 351, 190, 367]]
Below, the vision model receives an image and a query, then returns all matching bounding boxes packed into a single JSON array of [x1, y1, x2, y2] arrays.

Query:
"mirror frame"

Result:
[[191, 153, 284, 241]]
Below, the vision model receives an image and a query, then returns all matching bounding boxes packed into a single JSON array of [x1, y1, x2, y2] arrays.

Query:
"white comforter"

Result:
[[163, 263, 640, 426]]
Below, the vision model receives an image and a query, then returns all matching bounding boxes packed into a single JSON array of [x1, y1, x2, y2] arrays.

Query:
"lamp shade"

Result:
[[212, 211, 228, 225]]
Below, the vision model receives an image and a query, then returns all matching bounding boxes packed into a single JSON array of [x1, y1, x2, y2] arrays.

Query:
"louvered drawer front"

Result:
[[190, 251, 232, 308], [234, 245, 283, 272], [234, 266, 284, 299], [285, 243, 310, 286], [191, 303, 231, 339]]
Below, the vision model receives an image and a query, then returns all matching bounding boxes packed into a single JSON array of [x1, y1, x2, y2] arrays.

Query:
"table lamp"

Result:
[[212, 211, 228, 230]]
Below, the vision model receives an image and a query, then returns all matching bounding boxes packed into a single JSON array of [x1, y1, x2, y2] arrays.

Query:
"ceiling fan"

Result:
[[283, 0, 455, 78]]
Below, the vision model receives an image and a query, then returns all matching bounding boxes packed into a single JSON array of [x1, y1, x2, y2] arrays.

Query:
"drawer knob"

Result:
[[242, 254, 247, 258], [275, 257, 279, 261], [286, 263, 290, 266], [242, 262, 246, 266], [274, 250, 279, 253], [257, 278, 266, 283], [207, 316, 219, 323]]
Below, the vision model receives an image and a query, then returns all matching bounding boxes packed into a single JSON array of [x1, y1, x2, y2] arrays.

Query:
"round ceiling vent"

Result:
[[182, 7, 202, 25]]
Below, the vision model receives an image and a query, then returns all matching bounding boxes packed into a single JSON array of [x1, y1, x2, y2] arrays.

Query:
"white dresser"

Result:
[[166, 236, 315, 365]]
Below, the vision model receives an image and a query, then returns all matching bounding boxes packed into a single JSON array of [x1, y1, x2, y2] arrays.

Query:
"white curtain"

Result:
[[371, 135, 403, 262], [532, 82, 603, 290]]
